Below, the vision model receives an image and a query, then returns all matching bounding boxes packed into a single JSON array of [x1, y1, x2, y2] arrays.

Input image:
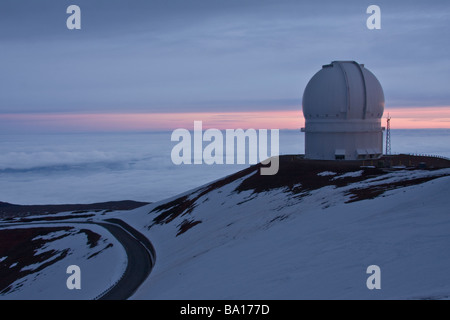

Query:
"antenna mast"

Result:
[[385, 113, 391, 155]]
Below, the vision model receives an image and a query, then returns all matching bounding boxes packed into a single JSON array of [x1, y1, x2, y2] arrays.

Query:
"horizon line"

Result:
[[0, 107, 449, 133]]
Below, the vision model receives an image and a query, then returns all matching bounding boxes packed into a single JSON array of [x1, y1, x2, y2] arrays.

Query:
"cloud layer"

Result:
[[0, 130, 448, 205]]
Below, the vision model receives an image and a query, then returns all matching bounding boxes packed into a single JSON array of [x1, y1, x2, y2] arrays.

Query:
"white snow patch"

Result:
[[32, 230, 69, 241], [332, 170, 364, 180], [317, 171, 337, 176]]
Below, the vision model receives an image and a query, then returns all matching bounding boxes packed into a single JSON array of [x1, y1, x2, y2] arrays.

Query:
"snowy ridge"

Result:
[[119, 156, 450, 299]]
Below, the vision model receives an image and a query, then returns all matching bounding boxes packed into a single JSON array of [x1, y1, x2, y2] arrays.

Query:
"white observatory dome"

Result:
[[301, 61, 385, 161]]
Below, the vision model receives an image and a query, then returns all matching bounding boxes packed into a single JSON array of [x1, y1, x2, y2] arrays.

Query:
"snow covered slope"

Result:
[[1, 155, 449, 300], [118, 155, 450, 300], [0, 222, 127, 300]]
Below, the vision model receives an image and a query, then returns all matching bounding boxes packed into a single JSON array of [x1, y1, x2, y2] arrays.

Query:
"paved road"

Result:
[[0, 219, 155, 300], [95, 220, 155, 300]]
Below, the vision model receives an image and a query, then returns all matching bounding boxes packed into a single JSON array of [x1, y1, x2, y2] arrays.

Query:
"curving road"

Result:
[[95, 219, 156, 300]]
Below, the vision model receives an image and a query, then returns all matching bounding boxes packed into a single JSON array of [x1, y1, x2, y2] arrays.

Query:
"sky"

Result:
[[1, 0, 450, 132]]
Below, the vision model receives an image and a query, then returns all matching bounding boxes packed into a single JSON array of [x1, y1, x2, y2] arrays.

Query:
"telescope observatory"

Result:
[[302, 61, 385, 160]]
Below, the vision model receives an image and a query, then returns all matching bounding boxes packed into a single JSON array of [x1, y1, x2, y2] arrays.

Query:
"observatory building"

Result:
[[302, 61, 385, 160]]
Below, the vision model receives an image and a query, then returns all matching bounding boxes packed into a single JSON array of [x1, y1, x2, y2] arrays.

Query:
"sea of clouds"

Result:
[[0, 129, 448, 205]]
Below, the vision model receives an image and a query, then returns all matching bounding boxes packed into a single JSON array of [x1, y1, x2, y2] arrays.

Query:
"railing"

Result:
[[403, 153, 450, 161], [93, 269, 127, 300], [385, 153, 450, 161]]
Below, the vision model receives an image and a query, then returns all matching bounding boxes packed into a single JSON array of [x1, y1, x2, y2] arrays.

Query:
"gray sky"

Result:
[[1, 0, 449, 114]]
